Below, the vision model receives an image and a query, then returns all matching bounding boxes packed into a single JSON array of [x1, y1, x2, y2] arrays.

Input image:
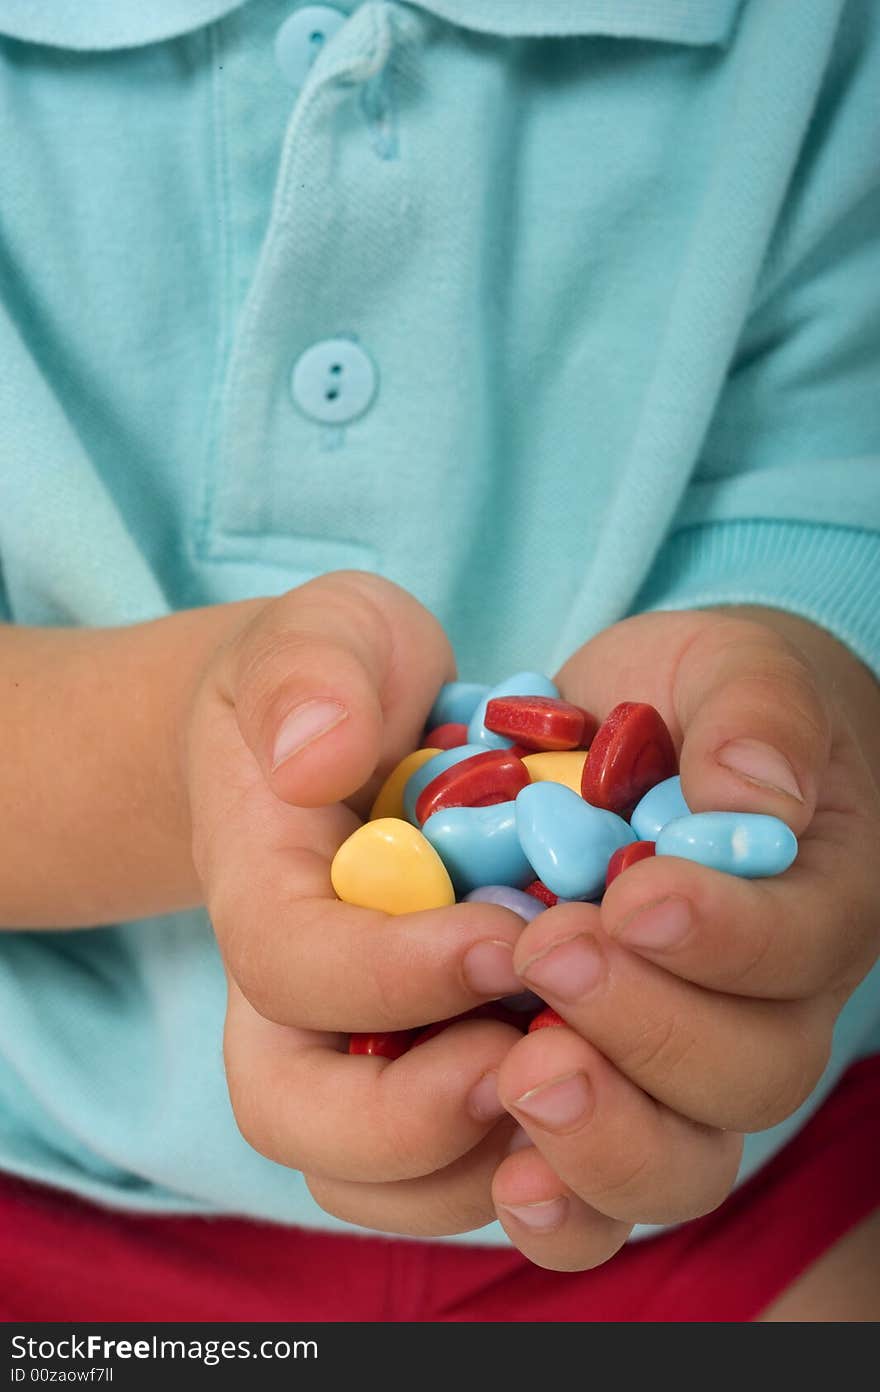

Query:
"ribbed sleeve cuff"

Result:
[[633, 520, 880, 679]]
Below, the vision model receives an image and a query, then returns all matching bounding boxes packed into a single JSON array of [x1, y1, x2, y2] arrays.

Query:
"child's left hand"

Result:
[[489, 607, 880, 1270]]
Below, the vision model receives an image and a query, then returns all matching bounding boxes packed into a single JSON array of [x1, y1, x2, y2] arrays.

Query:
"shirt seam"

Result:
[[194, 18, 234, 563]]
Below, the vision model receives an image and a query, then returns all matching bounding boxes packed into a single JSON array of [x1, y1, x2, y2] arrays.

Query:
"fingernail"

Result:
[[463, 941, 521, 998], [507, 1125, 534, 1154], [272, 701, 348, 770], [514, 1072, 593, 1131], [716, 739, 803, 802], [616, 896, 691, 951], [467, 1071, 506, 1122], [521, 934, 603, 1002], [500, 1197, 569, 1231]]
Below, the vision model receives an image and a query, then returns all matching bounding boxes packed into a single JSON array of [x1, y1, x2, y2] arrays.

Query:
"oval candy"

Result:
[[630, 774, 690, 841], [523, 880, 560, 908], [421, 801, 534, 895], [369, 748, 440, 821], [522, 750, 588, 796], [348, 1031, 415, 1060], [420, 722, 469, 751], [515, 781, 636, 900], [415, 749, 530, 823], [427, 682, 489, 729], [402, 743, 485, 825], [655, 812, 798, 878], [528, 1007, 566, 1032], [463, 884, 547, 922], [605, 839, 656, 888], [467, 671, 560, 751], [581, 701, 677, 818], [331, 817, 455, 914], [484, 695, 598, 752]]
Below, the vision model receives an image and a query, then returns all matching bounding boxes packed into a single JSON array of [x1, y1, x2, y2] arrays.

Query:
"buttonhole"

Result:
[[325, 388, 340, 401], [310, 31, 325, 45], [329, 364, 343, 374]]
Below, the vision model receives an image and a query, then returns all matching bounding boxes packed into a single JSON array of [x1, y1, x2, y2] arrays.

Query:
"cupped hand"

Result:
[[185, 572, 530, 1237], [490, 608, 880, 1270]]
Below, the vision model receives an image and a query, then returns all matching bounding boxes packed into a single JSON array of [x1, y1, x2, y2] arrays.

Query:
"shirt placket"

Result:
[[204, 1, 423, 574]]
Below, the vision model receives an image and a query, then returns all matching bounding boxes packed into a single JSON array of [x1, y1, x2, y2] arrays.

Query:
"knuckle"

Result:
[[235, 628, 320, 726], [362, 945, 406, 1033], [715, 900, 778, 993], [589, 1143, 656, 1207], [617, 1011, 696, 1084]]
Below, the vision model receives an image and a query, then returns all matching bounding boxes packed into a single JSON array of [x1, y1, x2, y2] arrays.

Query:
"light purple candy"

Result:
[[463, 885, 547, 922]]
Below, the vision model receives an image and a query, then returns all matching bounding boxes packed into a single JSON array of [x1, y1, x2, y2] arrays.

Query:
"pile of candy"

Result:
[[330, 673, 798, 1058]]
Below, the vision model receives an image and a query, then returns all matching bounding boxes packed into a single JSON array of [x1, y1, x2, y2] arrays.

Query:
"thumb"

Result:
[[225, 571, 454, 809], [673, 614, 832, 834]]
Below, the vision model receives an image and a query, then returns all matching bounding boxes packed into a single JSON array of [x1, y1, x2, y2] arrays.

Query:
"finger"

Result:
[[194, 676, 533, 1031], [496, 1023, 742, 1225], [492, 1147, 632, 1273], [220, 571, 454, 810], [513, 904, 835, 1132], [672, 614, 831, 833], [212, 820, 530, 1029], [553, 611, 831, 835], [306, 1126, 517, 1239], [224, 978, 521, 1182], [601, 783, 880, 999]]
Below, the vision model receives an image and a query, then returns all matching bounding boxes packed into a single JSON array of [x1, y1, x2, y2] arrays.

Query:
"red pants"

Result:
[[2, 1056, 879, 1322]]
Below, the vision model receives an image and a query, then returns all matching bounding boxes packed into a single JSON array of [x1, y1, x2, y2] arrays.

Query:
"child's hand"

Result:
[[185, 572, 526, 1236], [490, 609, 880, 1270]]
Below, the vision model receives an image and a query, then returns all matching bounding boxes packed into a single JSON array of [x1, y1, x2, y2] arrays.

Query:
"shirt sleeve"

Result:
[[633, 0, 880, 678]]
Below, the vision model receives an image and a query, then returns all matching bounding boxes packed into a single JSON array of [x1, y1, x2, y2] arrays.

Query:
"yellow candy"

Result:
[[369, 747, 440, 821], [523, 750, 588, 796], [331, 818, 455, 915]]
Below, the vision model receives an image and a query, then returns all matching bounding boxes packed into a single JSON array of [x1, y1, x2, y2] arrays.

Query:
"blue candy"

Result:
[[515, 781, 636, 900], [655, 812, 797, 878], [421, 803, 534, 895], [403, 743, 484, 825], [427, 681, 489, 728], [630, 775, 691, 840], [467, 670, 560, 751]]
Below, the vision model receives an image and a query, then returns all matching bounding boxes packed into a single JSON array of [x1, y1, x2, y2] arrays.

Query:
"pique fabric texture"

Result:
[[0, 0, 878, 1244]]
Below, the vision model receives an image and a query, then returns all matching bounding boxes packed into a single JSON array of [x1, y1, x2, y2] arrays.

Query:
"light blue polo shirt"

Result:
[[0, 0, 878, 1243]]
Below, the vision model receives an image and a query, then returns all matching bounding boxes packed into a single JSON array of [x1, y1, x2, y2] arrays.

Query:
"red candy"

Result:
[[484, 695, 598, 752], [348, 1030, 416, 1060], [605, 839, 656, 888], [580, 701, 676, 818], [523, 879, 559, 908], [420, 723, 469, 751], [414, 748, 530, 824], [527, 1007, 566, 1032]]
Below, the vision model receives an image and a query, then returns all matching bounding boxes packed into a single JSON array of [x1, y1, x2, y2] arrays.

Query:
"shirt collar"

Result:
[[411, 1, 743, 43], [0, 0, 743, 51]]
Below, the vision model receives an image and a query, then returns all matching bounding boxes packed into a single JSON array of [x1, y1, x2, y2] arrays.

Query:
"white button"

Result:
[[291, 339, 378, 424], [274, 6, 347, 87]]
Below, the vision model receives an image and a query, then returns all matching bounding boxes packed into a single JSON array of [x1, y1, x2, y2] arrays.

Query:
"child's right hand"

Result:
[[185, 572, 526, 1236]]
